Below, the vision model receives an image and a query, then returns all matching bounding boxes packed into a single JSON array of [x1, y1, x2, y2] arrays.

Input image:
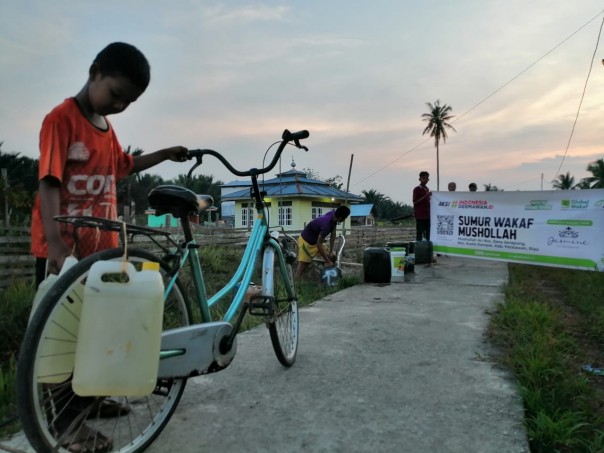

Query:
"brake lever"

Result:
[[293, 138, 308, 151], [186, 156, 203, 179]]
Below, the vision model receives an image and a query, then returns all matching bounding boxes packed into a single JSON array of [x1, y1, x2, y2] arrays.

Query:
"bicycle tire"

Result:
[[17, 247, 192, 453], [264, 253, 298, 367]]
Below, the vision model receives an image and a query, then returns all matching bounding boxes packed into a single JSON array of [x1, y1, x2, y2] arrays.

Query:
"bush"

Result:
[[490, 264, 604, 451], [0, 280, 33, 435]]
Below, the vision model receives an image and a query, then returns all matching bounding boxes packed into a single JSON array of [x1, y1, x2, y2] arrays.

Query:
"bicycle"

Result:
[[16, 129, 309, 453]]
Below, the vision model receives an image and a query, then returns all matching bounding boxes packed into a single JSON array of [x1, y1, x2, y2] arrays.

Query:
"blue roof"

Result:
[[350, 204, 374, 216], [222, 180, 251, 188], [222, 168, 364, 202]]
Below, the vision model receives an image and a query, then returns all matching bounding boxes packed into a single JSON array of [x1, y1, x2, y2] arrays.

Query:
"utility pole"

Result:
[[342, 154, 354, 236]]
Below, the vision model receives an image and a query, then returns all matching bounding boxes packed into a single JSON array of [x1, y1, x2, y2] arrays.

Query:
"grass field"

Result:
[[488, 264, 604, 452]]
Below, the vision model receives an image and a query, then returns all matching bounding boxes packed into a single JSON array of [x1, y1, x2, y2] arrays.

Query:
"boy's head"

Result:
[[419, 171, 429, 185], [86, 42, 150, 116], [93, 42, 150, 91], [469, 182, 477, 191], [448, 181, 457, 191], [334, 205, 351, 222]]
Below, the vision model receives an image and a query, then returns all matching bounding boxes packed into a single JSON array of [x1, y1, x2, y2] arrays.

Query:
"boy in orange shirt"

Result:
[[31, 42, 188, 281], [31, 42, 188, 452]]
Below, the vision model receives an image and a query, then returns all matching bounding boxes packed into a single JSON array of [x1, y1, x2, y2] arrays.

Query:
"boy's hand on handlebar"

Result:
[[164, 146, 190, 162]]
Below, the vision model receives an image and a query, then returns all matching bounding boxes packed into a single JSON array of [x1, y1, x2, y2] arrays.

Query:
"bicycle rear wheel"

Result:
[[264, 251, 298, 366], [17, 247, 192, 453]]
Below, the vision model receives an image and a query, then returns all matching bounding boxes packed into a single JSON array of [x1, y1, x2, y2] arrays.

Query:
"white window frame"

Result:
[[241, 206, 254, 227], [311, 207, 324, 219], [278, 206, 292, 226]]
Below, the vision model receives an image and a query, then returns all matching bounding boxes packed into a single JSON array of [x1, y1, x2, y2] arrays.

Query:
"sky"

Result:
[[1, 0, 604, 205]]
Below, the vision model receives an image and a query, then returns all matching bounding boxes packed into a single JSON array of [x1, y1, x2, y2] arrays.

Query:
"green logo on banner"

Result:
[[561, 199, 589, 209], [526, 200, 552, 210], [547, 219, 593, 226]]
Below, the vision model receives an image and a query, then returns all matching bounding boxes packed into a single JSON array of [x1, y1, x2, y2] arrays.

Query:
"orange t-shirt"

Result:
[[30, 98, 134, 258]]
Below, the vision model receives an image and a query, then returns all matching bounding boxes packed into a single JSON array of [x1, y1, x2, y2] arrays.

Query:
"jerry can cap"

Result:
[[142, 261, 160, 272]]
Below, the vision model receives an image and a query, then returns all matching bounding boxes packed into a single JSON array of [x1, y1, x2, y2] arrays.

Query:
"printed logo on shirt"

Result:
[[66, 174, 115, 196], [65, 174, 117, 218], [68, 142, 90, 162]]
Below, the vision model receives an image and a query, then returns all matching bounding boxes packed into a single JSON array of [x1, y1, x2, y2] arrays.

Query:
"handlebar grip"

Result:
[[282, 129, 310, 141]]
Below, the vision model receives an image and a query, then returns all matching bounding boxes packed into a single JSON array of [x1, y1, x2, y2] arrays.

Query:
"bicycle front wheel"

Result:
[[264, 252, 298, 367], [17, 247, 192, 453]]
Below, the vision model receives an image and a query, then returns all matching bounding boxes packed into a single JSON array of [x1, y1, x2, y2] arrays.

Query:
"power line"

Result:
[[352, 136, 431, 187], [551, 12, 604, 180], [455, 9, 604, 125], [353, 8, 604, 189]]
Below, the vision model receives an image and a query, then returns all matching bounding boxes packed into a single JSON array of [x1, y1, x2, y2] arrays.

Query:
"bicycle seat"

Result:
[[148, 185, 214, 219]]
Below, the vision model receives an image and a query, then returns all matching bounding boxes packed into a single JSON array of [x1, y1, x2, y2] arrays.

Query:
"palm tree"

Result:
[[361, 189, 389, 220], [483, 183, 503, 191], [421, 100, 456, 191], [582, 158, 604, 189], [361, 189, 389, 205], [361, 189, 412, 221], [551, 172, 577, 190]]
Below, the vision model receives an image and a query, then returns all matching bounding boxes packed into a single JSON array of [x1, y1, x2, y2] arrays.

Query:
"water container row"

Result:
[[363, 241, 433, 283]]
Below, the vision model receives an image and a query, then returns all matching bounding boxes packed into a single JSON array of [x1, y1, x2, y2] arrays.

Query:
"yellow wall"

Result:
[[233, 197, 351, 232]]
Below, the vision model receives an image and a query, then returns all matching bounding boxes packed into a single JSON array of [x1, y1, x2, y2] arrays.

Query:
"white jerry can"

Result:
[[72, 260, 164, 397]]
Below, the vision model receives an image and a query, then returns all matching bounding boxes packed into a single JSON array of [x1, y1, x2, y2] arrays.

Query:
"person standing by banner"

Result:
[[413, 171, 431, 241]]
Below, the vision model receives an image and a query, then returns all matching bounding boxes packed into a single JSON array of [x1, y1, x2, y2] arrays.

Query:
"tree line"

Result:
[[552, 163, 604, 190], [5, 136, 600, 228], [0, 143, 223, 227], [0, 143, 413, 227]]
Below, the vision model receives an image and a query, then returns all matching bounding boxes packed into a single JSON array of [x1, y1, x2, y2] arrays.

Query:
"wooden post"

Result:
[[2, 168, 9, 228]]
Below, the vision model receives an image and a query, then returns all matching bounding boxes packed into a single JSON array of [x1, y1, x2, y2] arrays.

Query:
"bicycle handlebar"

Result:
[[186, 129, 309, 178]]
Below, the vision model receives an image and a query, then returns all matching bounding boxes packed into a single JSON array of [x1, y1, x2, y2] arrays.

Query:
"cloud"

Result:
[[201, 3, 290, 26]]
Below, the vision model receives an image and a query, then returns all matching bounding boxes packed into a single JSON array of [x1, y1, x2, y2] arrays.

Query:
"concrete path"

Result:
[[149, 256, 529, 452], [2, 256, 530, 453]]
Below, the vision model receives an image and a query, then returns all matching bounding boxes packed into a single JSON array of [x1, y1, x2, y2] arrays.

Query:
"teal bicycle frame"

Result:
[[163, 206, 294, 324], [157, 129, 307, 362]]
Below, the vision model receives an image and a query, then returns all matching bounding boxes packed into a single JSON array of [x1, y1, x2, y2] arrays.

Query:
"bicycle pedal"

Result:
[[248, 295, 275, 316]]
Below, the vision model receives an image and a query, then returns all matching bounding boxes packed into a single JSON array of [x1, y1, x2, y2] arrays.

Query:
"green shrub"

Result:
[[0, 279, 33, 435], [490, 264, 604, 452], [0, 280, 33, 363], [0, 357, 18, 433]]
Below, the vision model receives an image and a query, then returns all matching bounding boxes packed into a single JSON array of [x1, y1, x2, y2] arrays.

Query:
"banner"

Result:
[[431, 189, 604, 271]]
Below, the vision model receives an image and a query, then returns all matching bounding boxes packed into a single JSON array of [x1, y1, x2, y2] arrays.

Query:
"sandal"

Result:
[[60, 424, 113, 453]]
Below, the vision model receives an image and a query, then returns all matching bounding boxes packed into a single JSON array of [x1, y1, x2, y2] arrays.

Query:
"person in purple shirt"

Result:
[[295, 205, 350, 280]]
